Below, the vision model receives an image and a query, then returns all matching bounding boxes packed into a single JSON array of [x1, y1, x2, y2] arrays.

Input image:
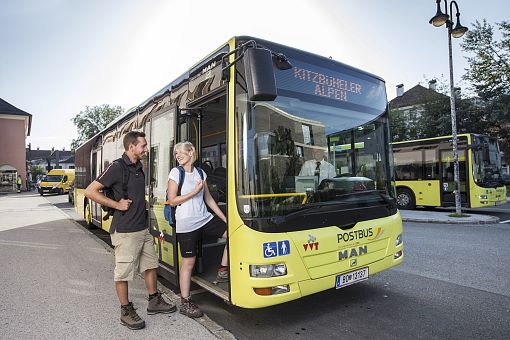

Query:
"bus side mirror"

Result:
[[244, 48, 277, 101]]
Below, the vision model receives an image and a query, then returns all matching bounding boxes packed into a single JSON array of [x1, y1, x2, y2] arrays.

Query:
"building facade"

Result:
[[0, 98, 32, 192]]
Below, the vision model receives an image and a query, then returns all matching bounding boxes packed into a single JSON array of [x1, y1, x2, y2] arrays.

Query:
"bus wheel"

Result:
[[396, 188, 416, 210], [84, 202, 95, 229]]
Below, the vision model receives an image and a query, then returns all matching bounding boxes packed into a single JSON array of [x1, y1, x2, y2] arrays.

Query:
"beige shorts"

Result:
[[111, 228, 159, 281]]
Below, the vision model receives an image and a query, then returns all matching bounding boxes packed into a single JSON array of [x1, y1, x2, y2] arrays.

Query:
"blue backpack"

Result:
[[163, 165, 204, 226]]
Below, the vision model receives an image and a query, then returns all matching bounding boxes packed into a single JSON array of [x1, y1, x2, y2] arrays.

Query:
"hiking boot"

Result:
[[120, 302, 145, 330], [216, 267, 229, 283], [179, 297, 203, 318], [147, 291, 177, 315]]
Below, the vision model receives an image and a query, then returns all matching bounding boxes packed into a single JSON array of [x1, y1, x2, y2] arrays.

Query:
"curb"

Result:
[[158, 285, 236, 340], [402, 216, 500, 224]]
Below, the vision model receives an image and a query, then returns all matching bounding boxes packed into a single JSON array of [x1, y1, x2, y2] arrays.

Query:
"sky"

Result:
[[1, 0, 509, 150]]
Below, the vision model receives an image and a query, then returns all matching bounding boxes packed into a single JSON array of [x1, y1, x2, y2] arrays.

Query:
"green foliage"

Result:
[[461, 20, 510, 163], [71, 104, 123, 150], [29, 165, 46, 177], [461, 20, 510, 100]]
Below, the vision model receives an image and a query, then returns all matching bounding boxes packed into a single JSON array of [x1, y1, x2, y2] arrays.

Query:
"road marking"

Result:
[[0, 239, 62, 249], [499, 219, 510, 224]]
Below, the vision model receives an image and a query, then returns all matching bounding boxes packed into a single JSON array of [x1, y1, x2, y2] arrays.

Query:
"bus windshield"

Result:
[[42, 175, 63, 182], [236, 54, 395, 231], [472, 135, 502, 187]]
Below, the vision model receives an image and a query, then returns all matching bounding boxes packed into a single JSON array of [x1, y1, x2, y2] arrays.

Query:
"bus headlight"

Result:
[[250, 263, 287, 278], [479, 195, 488, 199], [396, 234, 402, 246]]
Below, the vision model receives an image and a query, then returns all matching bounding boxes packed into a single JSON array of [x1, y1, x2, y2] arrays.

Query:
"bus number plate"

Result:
[[335, 267, 369, 289]]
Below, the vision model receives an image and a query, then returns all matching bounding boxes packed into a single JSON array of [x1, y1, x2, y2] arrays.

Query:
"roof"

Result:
[[26, 149, 73, 162], [389, 84, 447, 110], [0, 97, 33, 135]]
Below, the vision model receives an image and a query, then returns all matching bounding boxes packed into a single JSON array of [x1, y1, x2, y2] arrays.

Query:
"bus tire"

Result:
[[396, 188, 416, 210]]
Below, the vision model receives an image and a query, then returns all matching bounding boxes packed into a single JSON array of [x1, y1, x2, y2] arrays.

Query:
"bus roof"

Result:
[[391, 133, 498, 146], [78, 36, 386, 149]]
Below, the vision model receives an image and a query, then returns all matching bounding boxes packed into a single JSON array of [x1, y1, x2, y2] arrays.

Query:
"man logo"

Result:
[[350, 259, 357, 267], [338, 246, 367, 260]]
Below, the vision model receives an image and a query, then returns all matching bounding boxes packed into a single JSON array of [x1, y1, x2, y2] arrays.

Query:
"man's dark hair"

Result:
[[123, 131, 146, 150]]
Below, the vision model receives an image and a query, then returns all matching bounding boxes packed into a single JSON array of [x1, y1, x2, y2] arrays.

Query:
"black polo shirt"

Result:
[[96, 153, 146, 234]]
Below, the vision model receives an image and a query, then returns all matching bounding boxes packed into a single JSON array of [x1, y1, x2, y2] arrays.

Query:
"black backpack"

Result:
[[102, 159, 129, 221]]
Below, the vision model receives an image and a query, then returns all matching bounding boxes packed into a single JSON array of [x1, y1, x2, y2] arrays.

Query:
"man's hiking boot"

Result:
[[120, 302, 145, 330], [147, 291, 176, 315], [179, 297, 203, 318], [216, 267, 229, 283]]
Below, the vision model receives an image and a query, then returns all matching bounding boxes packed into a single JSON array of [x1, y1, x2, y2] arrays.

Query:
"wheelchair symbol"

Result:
[[263, 242, 277, 258]]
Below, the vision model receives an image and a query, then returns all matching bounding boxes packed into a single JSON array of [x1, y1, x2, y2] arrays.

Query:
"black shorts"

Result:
[[177, 217, 226, 258]]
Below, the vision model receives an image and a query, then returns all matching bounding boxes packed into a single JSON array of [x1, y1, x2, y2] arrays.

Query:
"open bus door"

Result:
[[178, 96, 231, 301]]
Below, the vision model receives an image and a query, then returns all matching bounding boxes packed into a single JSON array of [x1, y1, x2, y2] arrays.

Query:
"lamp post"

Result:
[[429, 0, 468, 216]]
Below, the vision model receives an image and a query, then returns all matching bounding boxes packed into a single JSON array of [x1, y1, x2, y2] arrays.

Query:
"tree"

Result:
[[71, 104, 123, 150], [461, 20, 510, 100], [461, 20, 510, 163]]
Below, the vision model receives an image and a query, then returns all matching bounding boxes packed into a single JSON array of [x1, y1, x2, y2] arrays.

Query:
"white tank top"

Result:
[[168, 167, 213, 233]]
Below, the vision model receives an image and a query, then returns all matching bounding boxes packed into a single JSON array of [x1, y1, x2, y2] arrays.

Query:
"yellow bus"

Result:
[[392, 133, 507, 209], [74, 36, 403, 308]]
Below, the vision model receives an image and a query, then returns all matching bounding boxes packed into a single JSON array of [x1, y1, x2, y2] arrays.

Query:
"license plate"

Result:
[[335, 267, 369, 289]]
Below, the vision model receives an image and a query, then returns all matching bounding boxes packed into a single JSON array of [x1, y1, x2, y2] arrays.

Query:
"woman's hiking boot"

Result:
[[216, 267, 229, 283], [179, 297, 203, 318]]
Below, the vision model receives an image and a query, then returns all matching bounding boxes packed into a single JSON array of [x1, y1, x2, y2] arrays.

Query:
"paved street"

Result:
[[8, 193, 510, 340], [190, 220, 510, 340], [0, 192, 226, 340]]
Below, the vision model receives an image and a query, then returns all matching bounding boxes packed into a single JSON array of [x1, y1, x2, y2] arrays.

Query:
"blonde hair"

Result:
[[174, 141, 196, 163]]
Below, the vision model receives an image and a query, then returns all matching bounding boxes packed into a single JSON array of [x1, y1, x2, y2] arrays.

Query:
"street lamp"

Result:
[[429, 0, 468, 216]]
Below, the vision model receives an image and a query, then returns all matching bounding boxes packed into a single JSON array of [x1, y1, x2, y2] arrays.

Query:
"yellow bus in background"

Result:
[[74, 36, 403, 308], [392, 133, 507, 209]]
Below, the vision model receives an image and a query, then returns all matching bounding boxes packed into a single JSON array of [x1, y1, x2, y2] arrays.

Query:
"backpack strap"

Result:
[[115, 158, 130, 200], [195, 166, 204, 181], [176, 165, 185, 197]]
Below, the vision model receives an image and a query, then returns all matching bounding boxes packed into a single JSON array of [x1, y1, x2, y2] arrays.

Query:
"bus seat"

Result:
[[213, 167, 226, 177]]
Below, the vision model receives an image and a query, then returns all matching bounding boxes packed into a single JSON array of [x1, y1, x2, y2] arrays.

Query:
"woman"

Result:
[[167, 141, 228, 318]]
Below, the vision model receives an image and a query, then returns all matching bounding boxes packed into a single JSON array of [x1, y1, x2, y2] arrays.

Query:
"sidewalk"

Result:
[[400, 209, 499, 224], [0, 192, 233, 339]]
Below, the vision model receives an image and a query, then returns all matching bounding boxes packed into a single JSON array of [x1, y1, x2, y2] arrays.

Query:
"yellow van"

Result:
[[38, 169, 75, 196]]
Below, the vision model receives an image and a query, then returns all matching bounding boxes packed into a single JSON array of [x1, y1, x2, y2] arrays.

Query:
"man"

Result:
[[16, 175, 22, 193], [299, 148, 337, 184], [85, 131, 175, 330]]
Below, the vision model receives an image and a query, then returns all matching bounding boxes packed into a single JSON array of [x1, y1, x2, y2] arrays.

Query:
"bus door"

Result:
[[186, 93, 229, 301], [147, 106, 179, 285], [90, 147, 103, 225], [177, 108, 200, 147], [440, 148, 468, 206]]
